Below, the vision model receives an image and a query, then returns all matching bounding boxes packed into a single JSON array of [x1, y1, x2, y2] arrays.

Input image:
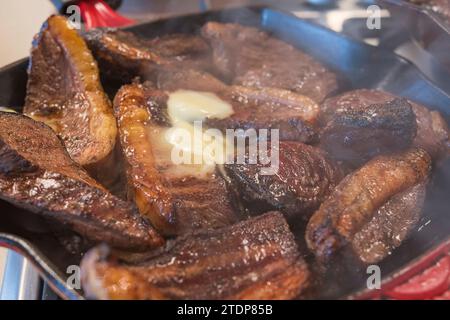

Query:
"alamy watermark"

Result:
[[66, 265, 81, 290], [66, 5, 82, 30], [167, 121, 280, 175], [366, 265, 381, 290], [366, 5, 382, 30]]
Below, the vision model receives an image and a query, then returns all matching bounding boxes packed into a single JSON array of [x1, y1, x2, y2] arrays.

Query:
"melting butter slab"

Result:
[[167, 89, 234, 123], [164, 90, 235, 170], [114, 84, 240, 235]]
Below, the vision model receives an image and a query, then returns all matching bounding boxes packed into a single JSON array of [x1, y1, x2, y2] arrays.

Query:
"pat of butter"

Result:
[[164, 90, 234, 173], [167, 90, 233, 124]]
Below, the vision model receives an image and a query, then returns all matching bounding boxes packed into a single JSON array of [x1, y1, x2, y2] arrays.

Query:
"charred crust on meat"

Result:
[[0, 111, 163, 251], [81, 212, 311, 300], [24, 15, 117, 174], [226, 142, 343, 220], [305, 148, 432, 264], [320, 98, 418, 168], [84, 29, 212, 83], [201, 22, 339, 103], [113, 83, 240, 236], [320, 89, 449, 161]]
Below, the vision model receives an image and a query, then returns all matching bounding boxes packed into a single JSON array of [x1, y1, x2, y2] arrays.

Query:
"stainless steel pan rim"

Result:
[[0, 233, 83, 300], [380, 0, 450, 33]]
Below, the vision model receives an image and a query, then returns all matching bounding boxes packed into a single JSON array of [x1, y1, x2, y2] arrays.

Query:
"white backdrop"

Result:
[[0, 0, 55, 67]]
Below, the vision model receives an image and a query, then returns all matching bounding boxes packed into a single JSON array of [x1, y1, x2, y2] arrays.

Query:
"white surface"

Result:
[[0, 0, 55, 66]]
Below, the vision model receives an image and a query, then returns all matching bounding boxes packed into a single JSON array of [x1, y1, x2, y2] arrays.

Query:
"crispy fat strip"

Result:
[[306, 148, 431, 262]]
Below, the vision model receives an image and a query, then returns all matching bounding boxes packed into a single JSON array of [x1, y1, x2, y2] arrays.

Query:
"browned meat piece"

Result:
[[305, 148, 431, 264], [114, 84, 240, 236], [81, 211, 310, 300], [320, 89, 450, 160], [201, 22, 338, 103], [155, 72, 319, 143], [206, 86, 319, 143], [156, 68, 227, 92], [411, 100, 450, 159], [352, 182, 427, 263], [85, 29, 212, 82], [320, 98, 417, 168], [0, 112, 163, 251], [24, 16, 117, 171], [225, 142, 342, 220]]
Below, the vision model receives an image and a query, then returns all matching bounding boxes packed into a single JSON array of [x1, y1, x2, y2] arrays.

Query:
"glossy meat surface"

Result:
[[352, 182, 427, 264], [207, 86, 319, 143], [0, 112, 163, 250], [81, 212, 310, 300], [85, 29, 212, 81], [156, 68, 227, 93], [320, 98, 417, 168], [320, 89, 449, 161], [306, 148, 431, 263], [113, 84, 239, 236], [155, 74, 320, 143], [225, 142, 342, 220], [201, 22, 338, 103], [24, 15, 117, 169]]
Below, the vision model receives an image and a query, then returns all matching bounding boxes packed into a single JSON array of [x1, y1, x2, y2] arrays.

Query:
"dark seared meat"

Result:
[[305, 148, 431, 264], [156, 68, 227, 92], [352, 182, 427, 264], [411, 99, 450, 159], [225, 142, 343, 220], [320, 98, 417, 168], [154, 75, 319, 143], [85, 29, 212, 82], [24, 16, 117, 170], [113, 84, 239, 236], [0, 112, 163, 251], [207, 86, 319, 143], [81, 212, 310, 300], [320, 89, 450, 160], [201, 22, 338, 103]]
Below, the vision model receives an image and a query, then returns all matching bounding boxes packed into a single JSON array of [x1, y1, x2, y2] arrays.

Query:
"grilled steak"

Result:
[[85, 29, 212, 82], [145, 80, 319, 144], [201, 22, 338, 103], [81, 211, 310, 300], [154, 70, 319, 143], [206, 86, 319, 143], [352, 182, 427, 264], [320, 89, 450, 161], [225, 141, 342, 220], [0, 112, 163, 250], [320, 98, 417, 168], [24, 16, 117, 171], [113, 83, 240, 236], [305, 148, 431, 264], [156, 68, 227, 92]]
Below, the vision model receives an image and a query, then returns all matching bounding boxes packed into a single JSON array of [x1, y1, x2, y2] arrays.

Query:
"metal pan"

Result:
[[0, 7, 449, 300], [378, 0, 450, 72]]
